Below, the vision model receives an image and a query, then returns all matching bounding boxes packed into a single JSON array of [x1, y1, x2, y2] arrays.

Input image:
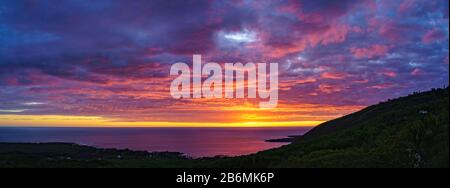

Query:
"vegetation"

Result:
[[0, 87, 448, 168]]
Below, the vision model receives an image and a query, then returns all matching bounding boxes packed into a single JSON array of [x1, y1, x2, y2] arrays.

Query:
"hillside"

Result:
[[204, 87, 449, 168], [0, 87, 448, 168]]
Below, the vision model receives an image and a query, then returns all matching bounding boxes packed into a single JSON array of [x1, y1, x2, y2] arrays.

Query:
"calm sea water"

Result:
[[0, 127, 311, 157]]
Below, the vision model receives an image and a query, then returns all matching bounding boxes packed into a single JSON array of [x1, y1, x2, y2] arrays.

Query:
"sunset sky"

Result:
[[0, 0, 448, 127]]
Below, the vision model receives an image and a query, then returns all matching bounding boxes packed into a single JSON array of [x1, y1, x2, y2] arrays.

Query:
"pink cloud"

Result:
[[260, 24, 351, 58], [4, 77, 19, 86], [1, 70, 60, 86], [276, 1, 300, 15], [422, 29, 446, 44], [350, 44, 389, 59], [308, 24, 350, 47], [411, 68, 423, 76], [321, 72, 348, 80], [369, 18, 417, 42], [398, 0, 416, 14], [352, 79, 369, 84], [318, 84, 342, 94], [381, 70, 397, 78], [279, 77, 317, 91], [369, 83, 395, 89]]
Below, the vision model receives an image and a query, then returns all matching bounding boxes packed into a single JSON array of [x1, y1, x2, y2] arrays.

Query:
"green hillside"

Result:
[[203, 87, 449, 168], [0, 87, 448, 168]]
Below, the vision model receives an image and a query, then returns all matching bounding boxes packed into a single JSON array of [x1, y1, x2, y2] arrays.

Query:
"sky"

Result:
[[0, 0, 448, 127]]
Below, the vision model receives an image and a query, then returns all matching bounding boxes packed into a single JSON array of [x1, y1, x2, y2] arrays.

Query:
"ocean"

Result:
[[0, 127, 312, 157]]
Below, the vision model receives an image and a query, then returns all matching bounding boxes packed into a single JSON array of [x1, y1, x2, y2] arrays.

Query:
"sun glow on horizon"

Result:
[[0, 114, 323, 128]]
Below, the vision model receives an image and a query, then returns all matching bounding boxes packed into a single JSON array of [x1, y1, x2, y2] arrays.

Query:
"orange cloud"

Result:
[[321, 72, 348, 80]]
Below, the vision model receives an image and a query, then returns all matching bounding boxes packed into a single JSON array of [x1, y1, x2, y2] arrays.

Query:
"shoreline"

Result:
[[265, 135, 302, 143]]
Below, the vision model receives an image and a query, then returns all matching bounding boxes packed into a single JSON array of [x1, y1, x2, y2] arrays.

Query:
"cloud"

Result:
[[422, 29, 447, 44], [0, 0, 448, 124], [381, 70, 397, 78], [318, 84, 343, 94], [350, 44, 389, 59], [321, 72, 348, 80], [411, 68, 423, 76]]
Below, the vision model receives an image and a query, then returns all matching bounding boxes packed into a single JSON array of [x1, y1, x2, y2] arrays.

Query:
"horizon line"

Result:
[[0, 115, 323, 128]]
